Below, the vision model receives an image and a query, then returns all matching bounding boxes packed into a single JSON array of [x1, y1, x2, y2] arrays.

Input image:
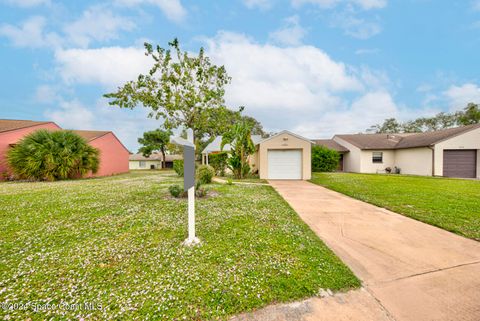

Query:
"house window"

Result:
[[139, 161, 146, 168], [372, 152, 383, 163]]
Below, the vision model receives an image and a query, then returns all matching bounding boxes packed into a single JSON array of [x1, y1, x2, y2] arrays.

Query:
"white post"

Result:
[[184, 129, 199, 246], [187, 186, 195, 240]]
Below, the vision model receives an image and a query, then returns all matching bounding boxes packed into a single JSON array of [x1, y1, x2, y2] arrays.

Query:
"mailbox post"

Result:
[[171, 129, 200, 246]]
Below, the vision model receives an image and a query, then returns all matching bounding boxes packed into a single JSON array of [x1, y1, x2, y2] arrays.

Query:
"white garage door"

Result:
[[268, 149, 302, 179]]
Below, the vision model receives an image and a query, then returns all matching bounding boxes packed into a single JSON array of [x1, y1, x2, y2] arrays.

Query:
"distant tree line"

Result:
[[367, 103, 480, 134]]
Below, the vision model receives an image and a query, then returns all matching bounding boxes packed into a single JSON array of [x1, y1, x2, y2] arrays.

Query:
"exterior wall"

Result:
[[129, 160, 162, 170], [248, 146, 260, 174], [359, 150, 395, 173], [332, 136, 362, 172], [395, 147, 433, 176], [433, 127, 480, 178], [88, 132, 129, 177], [0, 123, 61, 178], [334, 138, 433, 176], [258, 133, 311, 180]]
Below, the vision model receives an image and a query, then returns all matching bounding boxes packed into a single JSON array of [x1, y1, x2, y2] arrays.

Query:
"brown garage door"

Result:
[[443, 150, 477, 178]]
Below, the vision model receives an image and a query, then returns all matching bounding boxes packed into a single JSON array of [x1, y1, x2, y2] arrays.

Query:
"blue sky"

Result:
[[1, 0, 480, 150]]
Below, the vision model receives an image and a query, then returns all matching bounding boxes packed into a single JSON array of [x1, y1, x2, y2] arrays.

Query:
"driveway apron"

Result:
[[268, 180, 480, 321]]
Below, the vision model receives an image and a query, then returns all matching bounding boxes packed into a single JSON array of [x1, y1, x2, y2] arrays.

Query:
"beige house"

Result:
[[202, 130, 312, 180], [316, 124, 480, 179], [129, 153, 182, 170]]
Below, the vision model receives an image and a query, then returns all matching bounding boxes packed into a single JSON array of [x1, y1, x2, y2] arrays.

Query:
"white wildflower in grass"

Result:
[[0, 171, 359, 320]]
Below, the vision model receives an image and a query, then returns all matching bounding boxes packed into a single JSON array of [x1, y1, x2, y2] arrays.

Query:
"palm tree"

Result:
[[7, 130, 100, 181], [220, 121, 255, 179]]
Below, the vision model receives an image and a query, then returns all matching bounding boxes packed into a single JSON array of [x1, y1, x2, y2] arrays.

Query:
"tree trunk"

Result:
[[161, 147, 166, 169]]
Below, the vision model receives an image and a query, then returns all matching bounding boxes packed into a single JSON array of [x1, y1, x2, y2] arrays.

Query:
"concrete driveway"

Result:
[[267, 180, 480, 321]]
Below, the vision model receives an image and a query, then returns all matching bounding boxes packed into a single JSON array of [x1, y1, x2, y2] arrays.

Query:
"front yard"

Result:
[[310, 173, 480, 241], [0, 171, 359, 320]]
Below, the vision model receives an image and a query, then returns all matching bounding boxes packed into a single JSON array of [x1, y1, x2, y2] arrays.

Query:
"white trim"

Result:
[[258, 130, 314, 145]]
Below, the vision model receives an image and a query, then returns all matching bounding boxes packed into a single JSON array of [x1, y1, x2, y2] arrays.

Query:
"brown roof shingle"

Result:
[[335, 124, 480, 150], [129, 153, 182, 161], [0, 119, 54, 133], [313, 139, 350, 152], [70, 130, 110, 141]]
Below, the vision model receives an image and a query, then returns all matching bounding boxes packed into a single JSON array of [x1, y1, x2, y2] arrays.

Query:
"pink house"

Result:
[[0, 120, 62, 177], [72, 130, 130, 177], [0, 119, 130, 180]]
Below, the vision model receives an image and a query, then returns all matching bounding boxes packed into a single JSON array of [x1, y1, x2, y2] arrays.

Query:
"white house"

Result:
[[201, 131, 312, 180], [315, 123, 480, 179], [129, 153, 182, 170]]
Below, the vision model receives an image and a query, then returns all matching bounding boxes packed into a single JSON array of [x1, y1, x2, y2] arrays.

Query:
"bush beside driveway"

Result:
[[0, 171, 359, 320], [310, 172, 480, 240]]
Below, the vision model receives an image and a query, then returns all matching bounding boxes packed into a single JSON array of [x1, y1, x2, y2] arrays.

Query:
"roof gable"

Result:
[[313, 139, 350, 152], [335, 124, 480, 150], [70, 130, 110, 141], [0, 119, 57, 133], [258, 130, 313, 145]]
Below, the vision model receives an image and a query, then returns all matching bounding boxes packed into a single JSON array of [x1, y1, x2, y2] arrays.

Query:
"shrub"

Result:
[[311, 146, 340, 172], [195, 185, 208, 197], [208, 152, 228, 176], [173, 159, 184, 176], [226, 178, 233, 185], [196, 164, 215, 184], [168, 184, 184, 198], [7, 130, 99, 181]]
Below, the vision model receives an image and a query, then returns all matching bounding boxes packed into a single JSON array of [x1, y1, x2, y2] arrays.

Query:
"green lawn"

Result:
[[310, 172, 480, 241], [0, 171, 359, 320]]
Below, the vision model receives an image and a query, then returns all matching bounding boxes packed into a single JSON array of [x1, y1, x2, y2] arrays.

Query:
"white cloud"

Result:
[[44, 97, 161, 151], [473, 0, 480, 11], [115, 0, 186, 22], [355, 48, 379, 55], [351, 0, 386, 10], [292, 91, 398, 137], [45, 99, 95, 130], [292, 0, 386, 10], [243, 0, 273, 10], [331, 11, 381, 39], [269, 15, 306, 46], [54, 46, 152, 87], [443, 83, 480, 110], [64, 6, 136, 48], [34, 85, 59, 103], [205, 32, 362, 112], [51, 31, 407, 140], [3, 0, 50, 8], [0, 16, 61, 48], [201, 31, 404, 137]]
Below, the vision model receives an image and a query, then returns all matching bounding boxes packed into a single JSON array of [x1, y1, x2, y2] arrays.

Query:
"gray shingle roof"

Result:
[[313, 139, 350, 152], [335, 124, 480, 150], [0, 119, 54, 133], [129, 153, 182, 161]]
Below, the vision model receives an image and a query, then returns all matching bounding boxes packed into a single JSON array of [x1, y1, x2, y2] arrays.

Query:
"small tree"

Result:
[[104, 39, 231, 157], [311, 146, 340, 172], [173, 159, 184, 176], [7, 130, 99, 181], [221, 121, 255, 179], [457, 103, 480, 125], [208, 152, 228, 176], [138, 129, 172, 168]]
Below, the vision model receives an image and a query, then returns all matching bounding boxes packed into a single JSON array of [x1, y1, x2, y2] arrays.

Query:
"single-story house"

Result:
[[0, 119, 129, 179], [202, 131, 312, 180], [71, 130, 130, 177], [129, 153, 182, 170], [316, 123, 480, 179]]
